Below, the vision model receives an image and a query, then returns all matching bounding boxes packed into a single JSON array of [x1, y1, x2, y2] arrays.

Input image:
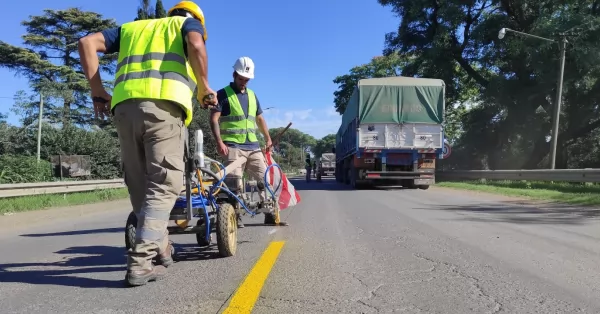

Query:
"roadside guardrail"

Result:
[[437, 169, 600, 183], [0, 179, 126, 198], [1, 169, 597, 198], [0, 171, 299, 198]]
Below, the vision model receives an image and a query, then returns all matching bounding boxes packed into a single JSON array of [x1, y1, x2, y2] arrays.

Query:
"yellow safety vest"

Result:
[[219, 85, 258, 144], [111, 16, 197, 127]]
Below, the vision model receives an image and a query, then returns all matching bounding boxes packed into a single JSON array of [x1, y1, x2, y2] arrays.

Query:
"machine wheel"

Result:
[[418, 185, 430, 190], [125, 211, 137, 251], [195, 219, 212, 247], [216, 203, 237, 257]]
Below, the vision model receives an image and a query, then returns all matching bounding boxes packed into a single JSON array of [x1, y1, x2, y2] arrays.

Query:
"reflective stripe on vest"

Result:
[[219, 86, 258, 144], [111, 16, 197, 127]]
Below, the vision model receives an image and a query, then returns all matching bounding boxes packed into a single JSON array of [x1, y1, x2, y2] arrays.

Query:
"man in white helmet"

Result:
[[209, 56, 276, 227]]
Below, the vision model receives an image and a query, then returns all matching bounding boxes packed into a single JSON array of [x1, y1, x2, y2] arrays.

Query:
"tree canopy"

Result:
[[332, 54, 408, 115], [135, 0, 167, 20], [0, 8, 118, 128], [312, 134, 336, 158]]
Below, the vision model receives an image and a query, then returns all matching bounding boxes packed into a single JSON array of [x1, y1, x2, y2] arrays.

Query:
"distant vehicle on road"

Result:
[[333, 76, 447, 190], [318, 153, 335, 177]]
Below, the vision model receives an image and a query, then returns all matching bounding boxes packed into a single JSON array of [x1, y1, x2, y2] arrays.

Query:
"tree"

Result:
[[135, 0, 155, 20], [269, 127, 316, 149], [313, 134, 336, 158], [155, 0, 167, 18], [267, 127, 316, 170], [187, 91, 219, 162], [0, 8, 118, 128], [332, 54, 408, 114], [135, 0, 167, 20]]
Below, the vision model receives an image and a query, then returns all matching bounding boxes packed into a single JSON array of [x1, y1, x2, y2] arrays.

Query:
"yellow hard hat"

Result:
[[168, 1, 207, 40]]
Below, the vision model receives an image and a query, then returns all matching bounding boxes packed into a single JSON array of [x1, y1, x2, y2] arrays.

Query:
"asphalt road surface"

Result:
[[1, 177, 600, 313]]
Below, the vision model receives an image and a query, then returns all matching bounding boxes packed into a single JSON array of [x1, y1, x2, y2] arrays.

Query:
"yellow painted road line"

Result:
[[222, 241, 285, 314]]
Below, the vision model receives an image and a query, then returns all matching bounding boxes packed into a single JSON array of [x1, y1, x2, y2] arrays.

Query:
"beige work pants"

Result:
[[113, 99, 185, 270], [225, 147, 270, 213]]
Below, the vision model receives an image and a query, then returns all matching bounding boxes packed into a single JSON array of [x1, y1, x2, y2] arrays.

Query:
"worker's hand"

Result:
[[264, 138, 273, 153], [91, 89, 112, 120], [217, 141, 229, 157], [198, 87, 218, 109]]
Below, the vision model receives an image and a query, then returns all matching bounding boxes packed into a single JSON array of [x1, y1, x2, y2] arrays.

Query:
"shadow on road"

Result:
[[172, 243, 223, 262], [289, 177, 413, 192], [0, 245, 126, 288], [419, 200, 600, 225], [171, 241, 251, 262], [289, 177, 352, 191], [20, 227, 123, 238], [0, 240, 243, 288]]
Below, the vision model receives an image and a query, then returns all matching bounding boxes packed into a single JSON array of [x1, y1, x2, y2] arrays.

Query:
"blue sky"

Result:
[[0, 0, 398, 139]]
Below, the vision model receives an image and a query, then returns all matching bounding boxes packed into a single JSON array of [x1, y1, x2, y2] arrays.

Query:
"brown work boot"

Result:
[[126, 265, 167, 287], [155, 240, 174, 267]]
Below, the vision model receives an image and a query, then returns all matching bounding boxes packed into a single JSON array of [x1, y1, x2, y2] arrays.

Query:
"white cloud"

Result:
[[262, 108, 341, 139], [283, 109, 312, 122]]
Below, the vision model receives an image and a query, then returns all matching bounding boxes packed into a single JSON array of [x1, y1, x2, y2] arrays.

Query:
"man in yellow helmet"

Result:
[[78, 1, 217, 287]]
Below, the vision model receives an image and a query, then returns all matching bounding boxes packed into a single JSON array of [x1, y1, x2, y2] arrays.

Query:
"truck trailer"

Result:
[[333, 76, 445, 189]]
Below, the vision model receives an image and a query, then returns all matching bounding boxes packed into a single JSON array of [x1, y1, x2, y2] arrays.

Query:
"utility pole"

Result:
[[549, 35, 567, 169], [497, 28, 568, 169], [36, 93, 43, 162]]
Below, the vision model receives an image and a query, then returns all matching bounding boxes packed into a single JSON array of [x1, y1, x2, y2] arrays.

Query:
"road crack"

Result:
[[348, 272, 384, 312], [256, 296, 380, 312], [413, 253, 503, 314]]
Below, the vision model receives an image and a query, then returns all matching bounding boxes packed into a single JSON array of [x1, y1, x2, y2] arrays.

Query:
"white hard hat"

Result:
[[233, 56, 255, 79]]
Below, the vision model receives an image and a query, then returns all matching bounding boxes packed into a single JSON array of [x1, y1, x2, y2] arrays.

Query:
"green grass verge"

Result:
[[0, 188, 129, 214], [437, 180, 600, 206]]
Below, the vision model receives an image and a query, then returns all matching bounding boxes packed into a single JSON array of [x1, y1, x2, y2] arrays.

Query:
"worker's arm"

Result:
[[209, 110, 222, 143], [254, 97, 272, 148], [182, 19, 214, 102], [78, 27, 120, 119], [79, 32, 108, 93], [256, 114, 271, 143], [209, 89, 227, 143]]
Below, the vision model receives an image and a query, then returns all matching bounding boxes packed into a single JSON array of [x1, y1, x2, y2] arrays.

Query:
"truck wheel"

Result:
[[344, 166, 351, 185], [350, 165, 367, 190], [418, 185, 430, 190], [403, 180, 418, 189]]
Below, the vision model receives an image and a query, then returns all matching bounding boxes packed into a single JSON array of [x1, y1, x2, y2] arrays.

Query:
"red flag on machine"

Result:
[[264, 150, 301, 210]]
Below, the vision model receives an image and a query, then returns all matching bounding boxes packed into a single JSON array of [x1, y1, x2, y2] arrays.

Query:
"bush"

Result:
[[0, 155, 53, 184]]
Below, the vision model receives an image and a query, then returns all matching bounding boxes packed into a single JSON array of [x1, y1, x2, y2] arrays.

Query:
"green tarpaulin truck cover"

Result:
[[338, 76, 445, 137]]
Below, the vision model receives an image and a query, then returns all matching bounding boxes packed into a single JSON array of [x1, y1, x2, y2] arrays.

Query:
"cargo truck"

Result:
[[333, 76, 445, 189]]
